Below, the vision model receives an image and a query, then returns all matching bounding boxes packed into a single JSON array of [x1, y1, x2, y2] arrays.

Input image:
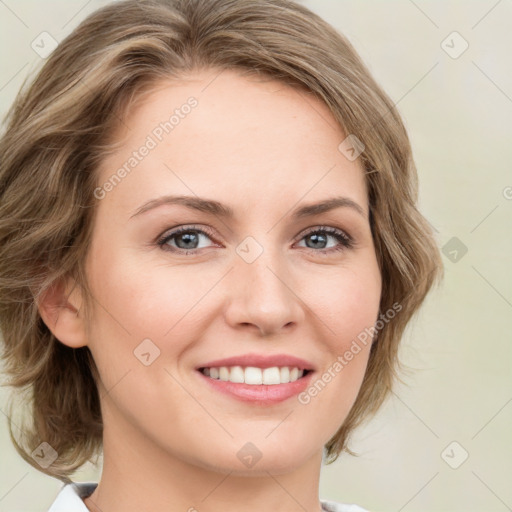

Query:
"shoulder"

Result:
[[47, 482, 98, 512], [321, 498, 371, 512]]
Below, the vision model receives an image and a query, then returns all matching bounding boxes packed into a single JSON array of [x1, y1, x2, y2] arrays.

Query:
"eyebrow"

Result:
[[130, 194, 367, 220]]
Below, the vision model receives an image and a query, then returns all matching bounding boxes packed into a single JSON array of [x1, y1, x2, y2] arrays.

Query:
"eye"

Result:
[[295, 226, 354, 254], [157, 225, 218, 253], [156, 225, 354, 255]]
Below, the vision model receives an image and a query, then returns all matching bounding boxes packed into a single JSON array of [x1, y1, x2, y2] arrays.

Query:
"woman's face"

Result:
[[83, 69, 381, 475]]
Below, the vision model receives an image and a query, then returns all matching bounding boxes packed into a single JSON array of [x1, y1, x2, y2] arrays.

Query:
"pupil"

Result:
[[177, 232, 198, 249], [308, 233, 326, 249]]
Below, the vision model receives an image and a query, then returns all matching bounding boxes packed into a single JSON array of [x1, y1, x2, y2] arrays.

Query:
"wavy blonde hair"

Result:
[[0, 0, 443, 482]]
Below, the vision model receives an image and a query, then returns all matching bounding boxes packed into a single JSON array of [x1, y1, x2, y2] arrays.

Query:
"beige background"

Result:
[[0, 1, 511, 511]]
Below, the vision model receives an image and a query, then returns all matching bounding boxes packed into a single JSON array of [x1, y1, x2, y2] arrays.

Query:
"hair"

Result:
[[0, 0, 443, 483]]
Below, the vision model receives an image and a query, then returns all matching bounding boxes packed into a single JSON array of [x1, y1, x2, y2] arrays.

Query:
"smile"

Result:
[[199, 366, 310, 385]]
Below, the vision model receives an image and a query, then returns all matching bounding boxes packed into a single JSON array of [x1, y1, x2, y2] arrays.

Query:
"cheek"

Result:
[[86, 241, 209, 336], [83, 249, 222, 397], [298, 260, 380, 409], [305, 261, 381, 344]]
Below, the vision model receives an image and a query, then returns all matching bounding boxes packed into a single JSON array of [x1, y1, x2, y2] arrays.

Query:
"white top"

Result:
[[47, 482, 369, 512]]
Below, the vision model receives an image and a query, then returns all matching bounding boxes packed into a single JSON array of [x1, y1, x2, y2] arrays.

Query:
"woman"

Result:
[[0, 1, 443, 511]]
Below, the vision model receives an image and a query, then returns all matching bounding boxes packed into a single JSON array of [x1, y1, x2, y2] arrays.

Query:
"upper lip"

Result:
[[197, 353, 316, 371]]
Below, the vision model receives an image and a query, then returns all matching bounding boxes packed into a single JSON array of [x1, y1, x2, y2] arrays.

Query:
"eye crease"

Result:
[[155, 224, 355, 255]]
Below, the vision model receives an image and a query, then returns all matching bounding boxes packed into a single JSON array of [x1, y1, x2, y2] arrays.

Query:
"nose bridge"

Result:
[[243, 246, 289, 302], [226, 235, 303, 335]]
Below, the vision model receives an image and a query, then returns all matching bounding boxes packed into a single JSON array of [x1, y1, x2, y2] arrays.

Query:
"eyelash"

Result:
[[156, 224, 354, 256]]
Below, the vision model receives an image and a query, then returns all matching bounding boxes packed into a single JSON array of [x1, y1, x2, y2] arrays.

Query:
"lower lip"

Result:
[[197, 370, 314, 405]]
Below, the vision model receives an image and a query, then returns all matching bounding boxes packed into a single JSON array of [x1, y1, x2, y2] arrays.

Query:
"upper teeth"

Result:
[[202, 366, 305, 385]]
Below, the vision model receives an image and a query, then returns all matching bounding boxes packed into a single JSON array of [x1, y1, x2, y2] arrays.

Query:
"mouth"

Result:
[[195, 354, 315, 404], [198, 365, 312, 385]]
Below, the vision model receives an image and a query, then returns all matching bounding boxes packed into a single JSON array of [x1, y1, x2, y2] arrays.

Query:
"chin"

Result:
[[188, 437, 320, 476]]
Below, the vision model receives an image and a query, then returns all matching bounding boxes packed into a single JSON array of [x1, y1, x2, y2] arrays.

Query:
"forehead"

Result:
[[96, 69, 368, 219]]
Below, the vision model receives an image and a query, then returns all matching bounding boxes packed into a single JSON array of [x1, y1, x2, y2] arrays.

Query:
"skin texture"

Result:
[[40, 69, 382, 512]]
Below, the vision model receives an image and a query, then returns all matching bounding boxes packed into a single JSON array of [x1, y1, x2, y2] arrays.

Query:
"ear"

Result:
[[37, 276, 88, 348]]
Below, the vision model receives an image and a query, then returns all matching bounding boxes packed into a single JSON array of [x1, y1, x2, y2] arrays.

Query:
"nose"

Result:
[[224, 247, 305, 337]]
